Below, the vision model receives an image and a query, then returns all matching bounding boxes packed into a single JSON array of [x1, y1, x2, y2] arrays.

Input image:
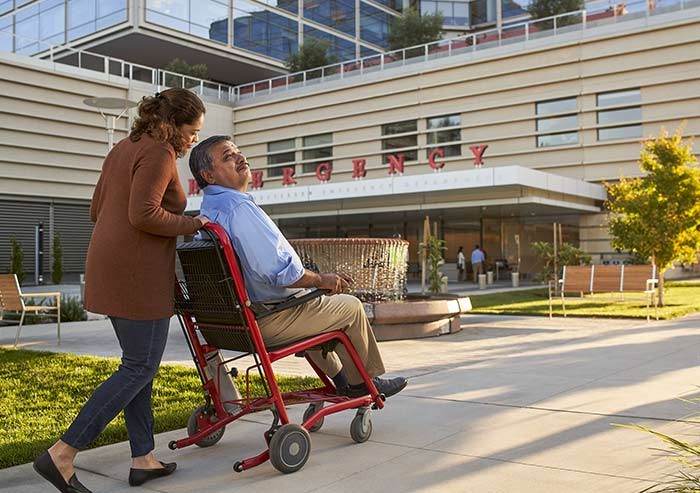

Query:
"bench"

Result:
[[549, 264, 658, 321]]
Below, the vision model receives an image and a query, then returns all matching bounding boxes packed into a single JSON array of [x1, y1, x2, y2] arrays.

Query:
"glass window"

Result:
[[597, 107, 642, 125], [382, 120, 417, 135], [68, 0, 126, 40], [0, 15, 12, 52], [253, 0, 299, 15], [361, 45, 381, 58], [360, 1, 390, 48], [426, 114, 461, 158], [382, 120, 418, 164], [39, 0, 65, 45], [536, 97, 577, 116], [302, 133, 333, 174], [15, 4, 39, 54], [235, 1, 298, 61], [427, 114, 460, 130], [147, 0, 226, 45], [536, 97, 578, 147], [303, 0, 355, 37], [598, 125, 642, 141], [303, 26, 355, 63], [0, 1, 13, 16], [597, 88, 641, 107], [502, 0, 530, 19], [371, 0, 403, 12], [537, 132, 578, 147], [470, 0, 496, 24], [536, 114, 577, 133], [423, 0, 470, 26], [268, 139, 295, 177]]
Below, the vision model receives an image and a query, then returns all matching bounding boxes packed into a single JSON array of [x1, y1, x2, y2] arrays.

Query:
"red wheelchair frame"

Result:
[[169, 223, 385, 473]]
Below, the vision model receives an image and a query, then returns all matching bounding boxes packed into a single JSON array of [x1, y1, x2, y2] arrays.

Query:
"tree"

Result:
[[164, 58, 209, 80], [286, 40, 338, 73], [607, 128, 700, 306], [526, 0, 584, 28], [531, 241, 591, 284], [52, 233, 63, 285], [388, 8, 444, 51], [10, 236, 25, 285]]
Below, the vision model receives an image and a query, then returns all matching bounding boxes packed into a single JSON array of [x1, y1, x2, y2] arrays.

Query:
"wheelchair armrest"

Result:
[[253, 289, 330, 319]]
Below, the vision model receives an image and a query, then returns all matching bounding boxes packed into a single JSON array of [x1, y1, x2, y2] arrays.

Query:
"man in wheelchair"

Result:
[[189, 135, 407, 399]]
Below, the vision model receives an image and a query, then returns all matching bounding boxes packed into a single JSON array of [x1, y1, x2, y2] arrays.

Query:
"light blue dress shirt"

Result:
[[471, 248, 485, 264], [199, 185, 305, 302]]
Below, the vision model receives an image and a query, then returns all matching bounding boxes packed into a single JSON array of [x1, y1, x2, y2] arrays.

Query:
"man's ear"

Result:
[[201, 168, 216, 185]]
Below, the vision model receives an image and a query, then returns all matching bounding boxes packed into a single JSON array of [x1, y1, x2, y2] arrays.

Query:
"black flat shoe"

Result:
[[128, 461, 176, 487], [33, 451, 92, 493]]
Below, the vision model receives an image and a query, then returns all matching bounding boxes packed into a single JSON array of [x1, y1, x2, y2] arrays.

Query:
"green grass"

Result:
[[469, 282, 700, 320], [0, 348, 321, 469]]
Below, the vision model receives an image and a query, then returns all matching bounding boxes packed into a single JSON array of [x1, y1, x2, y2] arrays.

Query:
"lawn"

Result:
[[469, 281, 700, 319], [0, 349, 321, 469]]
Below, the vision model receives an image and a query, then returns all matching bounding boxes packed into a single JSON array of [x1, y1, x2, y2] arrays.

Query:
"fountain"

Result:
[[290, 238, 472, 341]]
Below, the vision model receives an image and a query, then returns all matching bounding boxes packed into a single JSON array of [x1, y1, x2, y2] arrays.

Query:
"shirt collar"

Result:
[[203, 185, 254, 201]]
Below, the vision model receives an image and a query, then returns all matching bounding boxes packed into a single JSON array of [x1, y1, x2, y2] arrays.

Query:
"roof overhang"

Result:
[[187, 166, 607, 217]]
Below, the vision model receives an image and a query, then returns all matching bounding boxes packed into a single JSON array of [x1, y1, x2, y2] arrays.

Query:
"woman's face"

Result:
[[178, 113, 204, 151]]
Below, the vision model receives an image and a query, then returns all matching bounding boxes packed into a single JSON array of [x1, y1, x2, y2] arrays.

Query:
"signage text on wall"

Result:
[[188, 145, 488, 195]]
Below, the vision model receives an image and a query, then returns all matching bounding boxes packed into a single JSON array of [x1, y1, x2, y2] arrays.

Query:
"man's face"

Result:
[[202, 140, 251, 192]]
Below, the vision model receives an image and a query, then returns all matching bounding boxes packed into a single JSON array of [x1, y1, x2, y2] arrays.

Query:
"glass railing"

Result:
[[0, 31, 236, 106]]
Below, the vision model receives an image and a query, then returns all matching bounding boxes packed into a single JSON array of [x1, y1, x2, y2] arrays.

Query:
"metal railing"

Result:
[[234, 0, 699, 102], [1, 0, 698, 106], [0, 31, 237, 105]]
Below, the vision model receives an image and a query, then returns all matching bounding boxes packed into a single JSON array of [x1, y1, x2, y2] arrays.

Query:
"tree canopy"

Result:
[[286, 39, 338, 73], [526, 0, 584, 27], [607, 127, 700, 304], [388, 8, 444, 51], [164, 58, 209, 80]]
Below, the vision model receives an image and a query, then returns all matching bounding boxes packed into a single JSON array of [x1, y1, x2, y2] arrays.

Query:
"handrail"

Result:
[[233, 0, 695, 102], [0, 0, 696, 105], [0, 30, 237, 106]]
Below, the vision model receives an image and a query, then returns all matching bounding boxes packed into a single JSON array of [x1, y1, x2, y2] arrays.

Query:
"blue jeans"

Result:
[[62, 317, 170, 458]]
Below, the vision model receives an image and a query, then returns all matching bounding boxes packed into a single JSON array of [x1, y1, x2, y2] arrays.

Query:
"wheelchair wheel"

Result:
[[187, 404, 225, 448], [269, 424, 311, 474], [303, 402, 324, 432], [350, 407, 372, 443]]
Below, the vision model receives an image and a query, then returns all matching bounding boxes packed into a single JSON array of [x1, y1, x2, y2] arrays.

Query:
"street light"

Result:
[[83, 97, 138, 152]]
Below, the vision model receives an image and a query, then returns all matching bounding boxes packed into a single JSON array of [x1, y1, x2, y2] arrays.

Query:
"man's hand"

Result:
[[318, 273, 354, 295]]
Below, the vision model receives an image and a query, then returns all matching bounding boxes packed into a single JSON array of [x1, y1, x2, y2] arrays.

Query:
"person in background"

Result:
[[456, 246, 466, 282], [472, 244, 485, 282], [33, 88, 209, 493]]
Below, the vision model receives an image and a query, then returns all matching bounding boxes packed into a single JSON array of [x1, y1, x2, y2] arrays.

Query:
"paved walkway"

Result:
[[2, 313, 700, 492]]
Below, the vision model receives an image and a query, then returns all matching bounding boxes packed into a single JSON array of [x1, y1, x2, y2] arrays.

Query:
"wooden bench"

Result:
[[548, 264, 658, 321]]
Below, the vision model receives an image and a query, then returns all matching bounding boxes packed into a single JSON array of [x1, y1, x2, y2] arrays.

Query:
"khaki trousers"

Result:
[[472, 261, 484, 282], [257, 294, 386, 385]]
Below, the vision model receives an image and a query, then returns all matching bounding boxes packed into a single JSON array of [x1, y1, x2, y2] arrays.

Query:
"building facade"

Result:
[[1, 0, 699, 282]]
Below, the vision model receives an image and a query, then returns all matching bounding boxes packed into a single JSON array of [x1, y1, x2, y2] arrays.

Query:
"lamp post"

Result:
[[83, 97, 138, 152]]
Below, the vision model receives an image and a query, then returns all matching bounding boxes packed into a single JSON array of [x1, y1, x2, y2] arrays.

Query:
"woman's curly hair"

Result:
[[130, 88, 206, 156]]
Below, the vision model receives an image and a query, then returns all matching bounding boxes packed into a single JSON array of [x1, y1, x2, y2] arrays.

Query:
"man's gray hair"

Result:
[[189, 135, 232, 189]]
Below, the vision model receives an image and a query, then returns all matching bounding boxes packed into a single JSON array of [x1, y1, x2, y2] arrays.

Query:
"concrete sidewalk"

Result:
[[2, 313, 700, 492]]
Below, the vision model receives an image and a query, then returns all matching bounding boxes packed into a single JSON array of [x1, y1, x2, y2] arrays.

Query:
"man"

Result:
[[189, 135, 407, 398], [471, 244, 485, 283]]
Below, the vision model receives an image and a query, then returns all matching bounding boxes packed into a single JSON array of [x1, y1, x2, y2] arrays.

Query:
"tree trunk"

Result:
[[658, 270, 664, 307]]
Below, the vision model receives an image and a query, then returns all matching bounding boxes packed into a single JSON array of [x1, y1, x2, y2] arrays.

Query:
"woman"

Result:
[[33, 88, 209, 493]]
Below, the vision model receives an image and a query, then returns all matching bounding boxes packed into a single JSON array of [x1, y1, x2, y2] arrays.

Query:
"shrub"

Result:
[[531, 241, 591, 283], [9, 236, 24, 285], [51, 233, 63, 285], [426, 235, 448, 294]]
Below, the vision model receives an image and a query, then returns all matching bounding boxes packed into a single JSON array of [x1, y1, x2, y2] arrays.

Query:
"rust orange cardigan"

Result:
[[85, 133, 201, 320]]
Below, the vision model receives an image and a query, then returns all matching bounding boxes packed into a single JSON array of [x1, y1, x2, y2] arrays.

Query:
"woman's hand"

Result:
[[195, 215, 210, 228]]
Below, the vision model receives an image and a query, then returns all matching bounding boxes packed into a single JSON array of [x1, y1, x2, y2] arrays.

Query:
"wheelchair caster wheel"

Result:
[[187, 404, 225, 448], [233, 461, 244, 473], [168, 440, 177, 450], [269, 424, 311, 474], [303, 402, 324, 432], [350, 407, 372, 443]]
